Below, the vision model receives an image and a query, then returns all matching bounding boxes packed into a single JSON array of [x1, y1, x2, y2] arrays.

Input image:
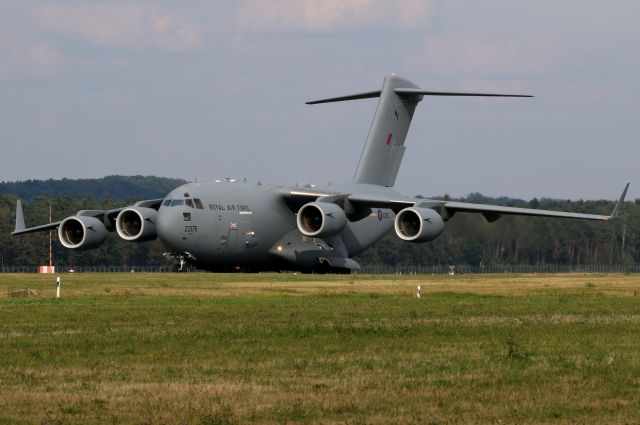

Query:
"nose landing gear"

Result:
[[172, 258, 186, 273], [164, 252, 196, 273]]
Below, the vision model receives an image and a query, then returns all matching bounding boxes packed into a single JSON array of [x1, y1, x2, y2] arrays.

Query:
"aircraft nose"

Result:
[[157, 206, 183, 251]]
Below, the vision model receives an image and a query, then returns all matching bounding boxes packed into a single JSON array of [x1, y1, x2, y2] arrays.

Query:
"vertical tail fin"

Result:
[[353, 75, 421, 186], [306, 74, 532, 187]]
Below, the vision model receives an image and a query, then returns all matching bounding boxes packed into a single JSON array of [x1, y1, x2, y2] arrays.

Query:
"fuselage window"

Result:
[[194, 198, 204, 209], [185, 199, 195, 208], [171, 199, 185, 207]]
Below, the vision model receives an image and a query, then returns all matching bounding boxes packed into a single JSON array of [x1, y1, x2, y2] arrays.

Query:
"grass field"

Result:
[[1, 273, 640, 424]]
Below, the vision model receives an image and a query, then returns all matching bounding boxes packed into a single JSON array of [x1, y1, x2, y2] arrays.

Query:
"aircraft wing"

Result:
[[287, 183, 629, 222], [12, 221, 63, 235], [12, 198, 164, 235], [441, 201, 616, 222], [348, 183, 629, 222]]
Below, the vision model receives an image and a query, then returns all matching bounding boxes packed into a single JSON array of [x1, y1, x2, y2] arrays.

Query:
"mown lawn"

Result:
[[1, 273, 640, 424]]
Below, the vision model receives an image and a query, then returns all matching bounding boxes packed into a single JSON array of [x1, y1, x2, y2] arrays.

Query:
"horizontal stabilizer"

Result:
[[394, 88, 533, 98], [306, 88, 532, 105], [306, 90, 381, 105]]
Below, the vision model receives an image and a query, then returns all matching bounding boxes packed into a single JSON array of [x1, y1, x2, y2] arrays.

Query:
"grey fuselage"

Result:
[[157, 181, 397, 272]]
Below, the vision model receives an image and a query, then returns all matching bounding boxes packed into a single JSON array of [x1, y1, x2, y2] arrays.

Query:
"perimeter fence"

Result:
[[0, 266, 176, 273], [357, 264, 640, 275], [1, 264, 640, 274]]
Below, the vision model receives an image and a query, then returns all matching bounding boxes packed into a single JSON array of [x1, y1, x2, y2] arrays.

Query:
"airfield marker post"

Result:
[[416, 285, 421, 299], [56, 277, 60, 298]]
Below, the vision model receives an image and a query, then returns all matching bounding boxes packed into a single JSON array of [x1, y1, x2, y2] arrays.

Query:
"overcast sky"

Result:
[[1, 1, 638, 200]]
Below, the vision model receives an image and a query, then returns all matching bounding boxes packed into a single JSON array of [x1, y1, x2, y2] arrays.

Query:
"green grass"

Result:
[[1, 273, 640, 424]]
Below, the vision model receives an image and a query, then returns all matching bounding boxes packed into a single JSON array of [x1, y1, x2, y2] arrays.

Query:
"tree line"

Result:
[[0, 177, 638, 269], [0, 175, 186, 202]]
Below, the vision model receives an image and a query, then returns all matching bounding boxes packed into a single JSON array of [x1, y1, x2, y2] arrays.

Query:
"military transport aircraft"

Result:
[[13, 74, 629, 273]]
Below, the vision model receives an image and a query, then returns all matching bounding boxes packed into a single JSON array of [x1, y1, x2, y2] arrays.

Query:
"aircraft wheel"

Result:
[[313, 262, 352, 275], [312, 262, 330, 274]]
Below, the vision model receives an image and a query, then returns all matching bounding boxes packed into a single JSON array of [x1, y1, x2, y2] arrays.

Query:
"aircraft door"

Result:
[[214, 214, 225, 252], [225, 228, 238, 252], [214, 213, 240, 253]]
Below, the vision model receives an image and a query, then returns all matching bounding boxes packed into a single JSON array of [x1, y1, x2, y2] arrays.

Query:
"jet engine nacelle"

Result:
[[394, 207, 444, 243], [116, 207, 157, 242], [58, 216, 107, 249], [297, 202, 348, 238]]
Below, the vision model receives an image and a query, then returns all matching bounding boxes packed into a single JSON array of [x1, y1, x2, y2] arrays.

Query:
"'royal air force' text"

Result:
[[209, 204, 250, 211]]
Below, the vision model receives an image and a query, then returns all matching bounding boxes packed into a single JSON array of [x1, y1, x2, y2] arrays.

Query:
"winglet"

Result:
[[14, 200, 25, 233], [608, 183, 629, 219]]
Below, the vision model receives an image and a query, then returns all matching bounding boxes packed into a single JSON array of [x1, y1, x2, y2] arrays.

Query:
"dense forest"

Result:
[[0, 177, 638, 270], [0, 175, 186, 201]]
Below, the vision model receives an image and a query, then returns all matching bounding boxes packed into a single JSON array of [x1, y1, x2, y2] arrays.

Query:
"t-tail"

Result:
[[307, 74, 532, 187]]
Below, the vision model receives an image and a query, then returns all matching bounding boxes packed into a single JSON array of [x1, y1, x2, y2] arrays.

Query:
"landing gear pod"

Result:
[[116, 207, 157, 242], [58, 216, 107, 249], [297, 202, 347, 238], [394, 207, 444, 243]]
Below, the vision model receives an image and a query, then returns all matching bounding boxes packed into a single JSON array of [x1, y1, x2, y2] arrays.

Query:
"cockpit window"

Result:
[[163, 198, 201, 208]]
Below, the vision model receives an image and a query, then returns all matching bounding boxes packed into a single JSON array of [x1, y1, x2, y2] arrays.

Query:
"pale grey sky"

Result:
[[1, 1, 638, 200]]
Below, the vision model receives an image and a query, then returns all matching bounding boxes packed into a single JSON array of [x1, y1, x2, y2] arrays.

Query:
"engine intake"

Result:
[[297, 202, 347, 238], [394, 207, 444, 243], [116, 207, 158, 242], [58, 216, 107, 249]]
